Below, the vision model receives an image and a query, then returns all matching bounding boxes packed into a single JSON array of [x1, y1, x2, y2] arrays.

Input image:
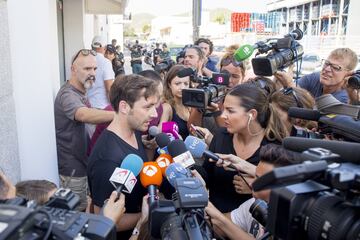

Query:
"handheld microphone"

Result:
[[184, 136, 220, 162], [162, 121, 181, 140], [234, 44, 257, 62], [147, 126, 160, 140], [177, 67, 196, 78], [155, 154, 173, 176], [109, 154, 144, 194], [140, 162, 163, 205], [288, 107, 321, 121], [155, 133, 171, 154], [165, 162, 189, 188], [167, 139, 195, 168], [283, 137, 360, 164]]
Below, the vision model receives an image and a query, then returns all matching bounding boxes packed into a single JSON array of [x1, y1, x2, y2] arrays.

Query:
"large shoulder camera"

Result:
[[250, 140, 360, 240], [251, 29, 304, 76], [0, 188, 116, 240], [180, 68, 230, 109]]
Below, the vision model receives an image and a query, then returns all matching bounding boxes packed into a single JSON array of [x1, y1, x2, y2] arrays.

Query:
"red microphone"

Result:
[[155, 154, 173, 177], [140, 162, 163, 205]]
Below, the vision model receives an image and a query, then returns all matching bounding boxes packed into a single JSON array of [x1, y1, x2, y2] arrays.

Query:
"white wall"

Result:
[[7, 0, 60, 184]]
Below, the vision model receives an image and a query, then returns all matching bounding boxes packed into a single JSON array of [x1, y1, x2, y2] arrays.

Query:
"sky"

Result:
[[126, 0, 268, 16]]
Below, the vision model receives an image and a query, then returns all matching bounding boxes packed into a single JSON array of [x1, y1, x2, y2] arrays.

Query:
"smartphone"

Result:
[[189, 124, 205, 139]]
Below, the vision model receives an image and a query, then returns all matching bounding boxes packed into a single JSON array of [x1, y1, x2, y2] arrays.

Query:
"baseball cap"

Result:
[[91, 36, 107, 48], [106, 44, 117, 54]]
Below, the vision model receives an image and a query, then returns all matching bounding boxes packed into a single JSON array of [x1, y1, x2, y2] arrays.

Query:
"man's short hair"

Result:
[[329, 48, 358, 70], [110, 74, 159, 112], [194, 38, 214, 55], [260, 144, 303, 167], [16, 180, 57, 205]]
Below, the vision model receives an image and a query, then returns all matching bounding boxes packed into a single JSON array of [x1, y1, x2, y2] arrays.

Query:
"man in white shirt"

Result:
[[87, 35, 115, 110]]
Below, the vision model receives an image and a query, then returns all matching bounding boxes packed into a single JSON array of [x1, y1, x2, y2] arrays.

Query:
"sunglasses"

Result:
[[281, 87, 303, 108], [72, 49, 97, 64], [220, 56, 243, 68]]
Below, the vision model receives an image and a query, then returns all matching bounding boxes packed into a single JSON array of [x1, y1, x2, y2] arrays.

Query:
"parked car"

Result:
[[300, 53, 322, 76]]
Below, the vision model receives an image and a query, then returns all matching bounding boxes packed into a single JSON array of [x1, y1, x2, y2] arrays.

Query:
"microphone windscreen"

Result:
[[165, 162, 188, 187], [283, 137, 360, 164], [167, 139, 188, 158], [155, 133, 171, 148], [155, 154, 173, 176], [120, 154, 144, 177], [177, 67, 195, 78], [140, 162, 163, 188], [148, 126, 160, 137], [288, 107, 321, 121], [184, 136, 207, 158]]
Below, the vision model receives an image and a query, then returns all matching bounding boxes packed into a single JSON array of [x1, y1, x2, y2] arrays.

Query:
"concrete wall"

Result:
[[7, 0, 60, 184], [0, 0, 21, 184]]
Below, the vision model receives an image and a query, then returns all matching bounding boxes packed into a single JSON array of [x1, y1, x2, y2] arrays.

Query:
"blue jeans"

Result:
[[132, 63, 143, 74]]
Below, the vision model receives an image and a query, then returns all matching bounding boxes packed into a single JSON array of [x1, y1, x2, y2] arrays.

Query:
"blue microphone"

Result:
[[109, 154, 144, 194], [165, 162, 189, 188]]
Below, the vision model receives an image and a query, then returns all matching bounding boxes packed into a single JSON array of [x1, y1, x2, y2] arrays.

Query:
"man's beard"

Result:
[[84, 75, 95, 90]]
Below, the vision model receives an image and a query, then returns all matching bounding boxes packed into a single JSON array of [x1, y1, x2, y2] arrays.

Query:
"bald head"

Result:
[[70, 51, 97, 91]]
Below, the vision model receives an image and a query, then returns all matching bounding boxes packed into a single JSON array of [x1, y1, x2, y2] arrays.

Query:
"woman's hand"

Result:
[[233, 175, 255, 195], [103, 191, 126, 223], [214, 153, 256, 176]]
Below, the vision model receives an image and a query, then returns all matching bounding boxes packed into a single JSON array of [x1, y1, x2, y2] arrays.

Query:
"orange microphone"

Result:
[[155, 154, 173, 177], [140, 162, 163, 205]]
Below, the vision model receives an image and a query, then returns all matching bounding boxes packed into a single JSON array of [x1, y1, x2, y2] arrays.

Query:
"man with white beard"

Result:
[[54, 49, 114, 211]]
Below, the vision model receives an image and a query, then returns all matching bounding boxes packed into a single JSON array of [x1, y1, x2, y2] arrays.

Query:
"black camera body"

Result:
[[251, 147, 360, 240], [149, 178, 212, 240], [348, 69, 360, 89], [182, 71, 230, 109], [252, 29, 304, 76]]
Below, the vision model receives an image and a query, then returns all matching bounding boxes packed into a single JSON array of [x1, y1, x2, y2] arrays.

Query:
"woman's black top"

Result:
[[202, 127, 272, 213]]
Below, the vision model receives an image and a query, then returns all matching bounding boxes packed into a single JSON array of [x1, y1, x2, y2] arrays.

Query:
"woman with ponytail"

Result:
[[201, 83, 276, 213]]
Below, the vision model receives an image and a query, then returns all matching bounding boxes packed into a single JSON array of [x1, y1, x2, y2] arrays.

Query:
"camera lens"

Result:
[[250, 199, 268, 227], [348, 73, 360, 89]]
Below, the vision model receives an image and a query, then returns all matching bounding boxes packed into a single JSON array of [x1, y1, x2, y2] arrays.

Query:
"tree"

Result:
[[142, 24, 151, 34]]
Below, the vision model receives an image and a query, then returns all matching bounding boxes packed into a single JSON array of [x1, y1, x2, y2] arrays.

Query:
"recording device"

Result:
[[189, 124, 205, 139], [235, 29, 304, 76], [109, 154, 143, 194], [167, 139, 196, 168], [155, 132, 171, 155], [148, 164, 212, 240], [140, 162, 163, 205], [0, 190, 116, 239], [179, 67, 230, 109], [162, 121, 181, 140], [348, 69, 360, 89], [148, 125, 160, 140], [251, 146, 360, 240]]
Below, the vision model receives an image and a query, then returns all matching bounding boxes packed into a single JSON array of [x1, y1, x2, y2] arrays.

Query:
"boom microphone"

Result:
[[283, 137, 360, 164], [140, 162, 163, 205], [177, 67, 196, 78], [167, 139, 195, 168], [288, 107, 321, 121], [109, 154, 144, 194]]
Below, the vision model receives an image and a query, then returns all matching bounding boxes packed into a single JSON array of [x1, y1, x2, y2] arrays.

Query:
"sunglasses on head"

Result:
[[220, 56, 243, 68], [72, 49, 97, 64], [280, 87, 303, 108]]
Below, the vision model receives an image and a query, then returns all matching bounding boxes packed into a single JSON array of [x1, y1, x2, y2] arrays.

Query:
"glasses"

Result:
[[72, 49, 97, 64], [281, 87, 303, 108], [220, 56, 244, 68], [321, 59, 349, 72]]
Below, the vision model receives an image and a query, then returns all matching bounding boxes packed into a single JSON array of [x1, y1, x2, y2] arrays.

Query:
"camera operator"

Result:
[[275, 47, 358, 104], [184, 45, 207, 81], [194, 38, 218, 76], [205, 144, 303, 240]]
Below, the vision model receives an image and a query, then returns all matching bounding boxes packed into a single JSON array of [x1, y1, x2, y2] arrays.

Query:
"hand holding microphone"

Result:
[[215, 153, 256, 177], [102, 191, 126, 223]]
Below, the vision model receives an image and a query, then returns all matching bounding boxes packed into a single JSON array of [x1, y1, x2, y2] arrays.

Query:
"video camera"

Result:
[[250, 140, 360, 240], [348, 69, 360, 90], [0, 188, 116, 240], [235, 29, 304, 76], [149, 178, 213, 240], [180, 68, 230, 109]]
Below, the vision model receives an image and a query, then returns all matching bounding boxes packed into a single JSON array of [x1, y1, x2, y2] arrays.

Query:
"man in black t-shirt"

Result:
[[87, 74, 159, 237]]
